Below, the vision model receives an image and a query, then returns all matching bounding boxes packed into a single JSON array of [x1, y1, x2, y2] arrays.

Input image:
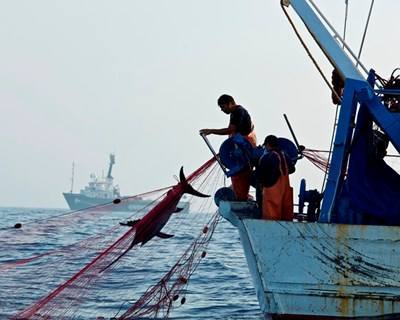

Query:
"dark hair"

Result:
[[264, 135, 279, 148], [217, 94, 235, 106]]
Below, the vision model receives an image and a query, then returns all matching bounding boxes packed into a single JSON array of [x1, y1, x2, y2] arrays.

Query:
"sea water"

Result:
[[0, 207, 262, 319]]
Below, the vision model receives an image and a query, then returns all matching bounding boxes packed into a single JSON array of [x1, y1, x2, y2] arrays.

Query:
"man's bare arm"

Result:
[[199, 124, 236, 136]]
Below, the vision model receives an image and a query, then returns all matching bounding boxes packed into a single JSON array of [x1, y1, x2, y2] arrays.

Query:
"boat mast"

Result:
[[70, 161, 75, 193], [107, 154, 115, 179]]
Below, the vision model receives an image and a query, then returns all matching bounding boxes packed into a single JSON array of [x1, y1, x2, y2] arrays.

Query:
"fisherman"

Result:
[[257, 135, 294, 220], [200, 94, 257, 201]]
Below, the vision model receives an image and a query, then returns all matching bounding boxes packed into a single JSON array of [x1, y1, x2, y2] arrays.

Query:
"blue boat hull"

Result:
[[219, 201, 400, 319]]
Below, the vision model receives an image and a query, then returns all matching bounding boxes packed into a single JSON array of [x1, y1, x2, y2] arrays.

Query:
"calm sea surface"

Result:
[[0, 207, 262, 319]]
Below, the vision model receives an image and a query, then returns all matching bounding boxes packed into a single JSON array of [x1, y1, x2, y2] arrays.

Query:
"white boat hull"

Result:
[[219, 201, 400, 319]]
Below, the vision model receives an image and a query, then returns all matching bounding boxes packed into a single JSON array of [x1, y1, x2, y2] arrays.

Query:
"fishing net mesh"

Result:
[[0, 158, 225, 319]]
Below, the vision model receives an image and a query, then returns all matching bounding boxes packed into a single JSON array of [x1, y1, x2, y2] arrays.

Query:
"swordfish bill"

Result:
[[101, 167, 209, 272]]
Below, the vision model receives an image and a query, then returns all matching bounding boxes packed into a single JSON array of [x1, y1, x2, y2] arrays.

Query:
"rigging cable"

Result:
[[323, 1, 350, 192], [342, 0, 349, 48], [281, 3, 342, 193], [323, 0, 350, 191], [320, 104, 339, 192], [307, 0, 370, 77], [280, 4, 342, 105], [356, 0, 375, 66]]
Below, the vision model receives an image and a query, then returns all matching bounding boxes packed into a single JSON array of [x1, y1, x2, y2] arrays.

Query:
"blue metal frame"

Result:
[[319, 80, 359, 221], [319, 73, 375, 222], [319, 74, 400, 222], [285, 0, 400, 222]]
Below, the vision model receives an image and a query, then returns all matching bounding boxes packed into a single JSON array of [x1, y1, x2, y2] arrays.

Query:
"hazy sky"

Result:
[[1, 1, 399, 208]]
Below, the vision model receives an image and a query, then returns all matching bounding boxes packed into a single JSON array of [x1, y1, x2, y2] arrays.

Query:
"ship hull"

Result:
[[219, 201, 400, 319], [63, 192, 189, 212], [63, 192, 150, 211]]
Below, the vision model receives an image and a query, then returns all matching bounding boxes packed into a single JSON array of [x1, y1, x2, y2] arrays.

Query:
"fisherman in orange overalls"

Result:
[[257, 135, 294, 220], [200, 94, 257, 201]]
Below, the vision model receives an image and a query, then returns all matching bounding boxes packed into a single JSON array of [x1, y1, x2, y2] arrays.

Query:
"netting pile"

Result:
[[0, 157, 224, 319], [118, 212, 220, 319], [303, 148, 330, 172]]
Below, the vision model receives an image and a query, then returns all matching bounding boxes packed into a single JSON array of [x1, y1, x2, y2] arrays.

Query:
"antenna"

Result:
[[70, 161, 75, 193]]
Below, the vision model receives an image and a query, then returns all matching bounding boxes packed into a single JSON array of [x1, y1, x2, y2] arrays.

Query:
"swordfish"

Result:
[[102, 167, 209, 271]]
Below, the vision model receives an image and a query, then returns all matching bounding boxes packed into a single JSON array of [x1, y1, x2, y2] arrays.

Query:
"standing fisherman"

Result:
[[200, 94, 257, 201], [257, 135, 294, 220]]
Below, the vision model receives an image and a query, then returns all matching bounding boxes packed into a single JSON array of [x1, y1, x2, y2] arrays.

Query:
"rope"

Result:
[[303, 149, 329, 172], [356, 0, 375, 66], [281, 2, 377, 194], [0, 192, 168, 272], [307, 0, 370, 78], [281, 3, 343, 193], [281, 3, 342, 105], [0, 187, 171, 232]]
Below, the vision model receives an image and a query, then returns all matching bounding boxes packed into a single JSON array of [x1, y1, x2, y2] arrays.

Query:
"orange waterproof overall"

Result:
[[262, 151, 293, 220], [230, 131, 257, 201]]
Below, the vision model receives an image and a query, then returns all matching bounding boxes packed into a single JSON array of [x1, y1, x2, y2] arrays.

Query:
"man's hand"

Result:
[[199, 129, 212, 135]]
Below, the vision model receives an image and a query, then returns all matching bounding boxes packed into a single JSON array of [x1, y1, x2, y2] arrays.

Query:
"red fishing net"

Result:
[[3, 157, 223, 320]]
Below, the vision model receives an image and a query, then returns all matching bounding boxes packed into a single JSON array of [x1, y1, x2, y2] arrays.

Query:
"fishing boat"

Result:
[[216, 1, 400, 319], [6, 1, 400, 319], [63, 154, 189, 212]]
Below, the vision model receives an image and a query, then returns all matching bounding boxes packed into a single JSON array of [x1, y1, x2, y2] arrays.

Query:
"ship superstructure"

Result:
[[77, 154, 120, 200], [63, 154, 149, 211]]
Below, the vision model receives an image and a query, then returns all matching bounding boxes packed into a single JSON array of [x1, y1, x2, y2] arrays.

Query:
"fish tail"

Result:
[[179, 167, 210, 198]]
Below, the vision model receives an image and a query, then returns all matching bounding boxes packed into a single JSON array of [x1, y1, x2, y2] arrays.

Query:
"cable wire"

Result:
[[343, 0, 349, 47], [281, 3, 342, 105], [356, 0, 375, 66]]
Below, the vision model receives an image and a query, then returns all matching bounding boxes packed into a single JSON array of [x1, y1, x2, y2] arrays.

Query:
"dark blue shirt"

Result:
[[229, 105, 252, 136]]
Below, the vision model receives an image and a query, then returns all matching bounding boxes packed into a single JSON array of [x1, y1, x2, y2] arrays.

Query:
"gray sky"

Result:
[[1, 1, 399, 208]]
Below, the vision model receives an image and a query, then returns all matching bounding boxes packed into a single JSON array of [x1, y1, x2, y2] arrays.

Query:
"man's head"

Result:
[[263, 135, 279, 150], [217, 94, 236, 114]]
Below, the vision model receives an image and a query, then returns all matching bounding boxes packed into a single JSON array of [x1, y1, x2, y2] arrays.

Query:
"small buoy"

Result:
[[202, 226, 208, 234], [173, 294, 179, 301], [113, 198, 121, 204], [14, 223, 22, 229], [181, 297, 186, 305], [178, 276, 187, 284], [201, 251, 207, 258]]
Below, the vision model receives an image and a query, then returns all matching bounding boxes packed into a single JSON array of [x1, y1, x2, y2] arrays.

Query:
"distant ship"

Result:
[[63, 154, 176, 211]]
